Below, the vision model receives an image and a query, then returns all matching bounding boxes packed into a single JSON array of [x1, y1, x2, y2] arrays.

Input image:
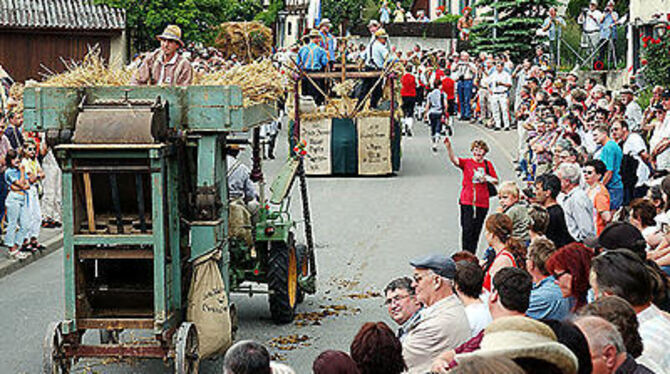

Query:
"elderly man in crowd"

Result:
[[455, 51, 477, 121], [575, 316, 654, 374], [590, 249, 670, 373], [557, 163, 595, 242], [403, 254, 470, 374], [132, 25, 193, 86], [384, 276, 422, 341], [431, 267, 534, 372]]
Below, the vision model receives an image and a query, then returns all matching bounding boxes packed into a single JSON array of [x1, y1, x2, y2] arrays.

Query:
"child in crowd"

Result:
[[21, 139, 45, 252], [4, 150, 30, 259], [498, 181, 531, 244]]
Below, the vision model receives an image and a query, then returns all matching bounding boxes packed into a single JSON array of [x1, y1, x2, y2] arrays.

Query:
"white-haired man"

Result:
[[557, 163, 595, 241], [575, 316, 654, 374], [403, 254, 470, 374]]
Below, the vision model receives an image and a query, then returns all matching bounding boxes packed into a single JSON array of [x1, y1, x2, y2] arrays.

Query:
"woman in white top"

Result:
[[453, 260, 492, 337], [423, 80, 446, 152]]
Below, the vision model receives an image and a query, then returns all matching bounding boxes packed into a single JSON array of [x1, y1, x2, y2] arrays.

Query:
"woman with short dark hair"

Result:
[[350, 322, 405, 374]]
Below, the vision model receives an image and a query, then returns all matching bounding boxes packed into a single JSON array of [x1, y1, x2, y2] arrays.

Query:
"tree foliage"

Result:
[[96, 0, 263, 54], [565, 0, 629, 20], [322, 0, 368, 29], [470, 0, 558, 60], [255, 0, 285, 27]]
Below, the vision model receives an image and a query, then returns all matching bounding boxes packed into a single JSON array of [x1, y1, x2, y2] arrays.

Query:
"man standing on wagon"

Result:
[[131, 25, 193, 86]]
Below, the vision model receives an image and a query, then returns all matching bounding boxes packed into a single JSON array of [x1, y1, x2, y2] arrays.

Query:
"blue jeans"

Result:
[[5, 191, 29, 247], [429, 113, 442, 141], [458, 79, 473, 119], [608, 186, 624, 211]]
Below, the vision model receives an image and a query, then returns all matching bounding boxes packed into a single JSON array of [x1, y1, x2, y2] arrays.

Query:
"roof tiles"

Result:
[[0, 0, 125, 30]]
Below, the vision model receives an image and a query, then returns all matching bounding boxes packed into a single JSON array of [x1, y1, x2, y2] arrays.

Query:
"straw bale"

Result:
[[213, 22, 272, 63]]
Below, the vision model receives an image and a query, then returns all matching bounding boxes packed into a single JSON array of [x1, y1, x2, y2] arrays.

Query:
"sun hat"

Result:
[[374, 29, 389, 39], [309, 29, 321, 38], [368, 19, 381, 27], [156, 25, 184, 47], [455, 317, 578, 374], [319, 18, 332, 28]]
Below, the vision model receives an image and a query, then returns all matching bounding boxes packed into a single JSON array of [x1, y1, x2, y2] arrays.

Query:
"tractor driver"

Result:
[[131, 25, 193, 86], [226, 144, 258, 205]]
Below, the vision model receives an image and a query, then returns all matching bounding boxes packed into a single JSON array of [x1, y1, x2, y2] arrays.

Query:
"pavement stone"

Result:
[[0, 227, 63, 279]]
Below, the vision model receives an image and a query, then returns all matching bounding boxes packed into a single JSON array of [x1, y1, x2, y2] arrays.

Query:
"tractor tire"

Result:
[[268, 235, 299, 324]]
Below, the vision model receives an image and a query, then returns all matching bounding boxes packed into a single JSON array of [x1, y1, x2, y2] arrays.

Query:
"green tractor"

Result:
[[227, 146, 317, 324]]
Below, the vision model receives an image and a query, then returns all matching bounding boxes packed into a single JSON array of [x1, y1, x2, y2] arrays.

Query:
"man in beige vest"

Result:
[[403, 254, 470, 373], [132, 25, 193, 86]]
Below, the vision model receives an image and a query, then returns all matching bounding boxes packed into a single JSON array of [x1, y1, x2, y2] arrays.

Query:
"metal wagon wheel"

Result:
[[43, 321, 70, 374], [175, 322, 199, 374]]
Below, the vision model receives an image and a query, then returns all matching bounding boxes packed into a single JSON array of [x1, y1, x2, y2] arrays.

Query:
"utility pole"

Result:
[[493, 0, 498, 39]]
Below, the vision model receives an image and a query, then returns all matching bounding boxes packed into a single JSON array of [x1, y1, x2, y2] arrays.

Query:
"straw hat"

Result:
[[157, 25, 185, 47], [374, 29, 389, 39], [319, 18, 332, 28], [308, 29, 321, 38], [455, 317, 578, 374]]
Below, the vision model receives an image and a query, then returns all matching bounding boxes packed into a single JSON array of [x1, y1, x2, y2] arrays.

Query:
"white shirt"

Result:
[[464, 302, 492, 337], [637, 304, 670, 374], [488, 69, 512, 94], [650, 113, 670, 171], [581, 9, 603, 32], [625, 101, 643, 131], [622, 132, 650, 187]]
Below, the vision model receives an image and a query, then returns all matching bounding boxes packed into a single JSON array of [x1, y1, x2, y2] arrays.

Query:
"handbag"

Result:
[[484, 160, 497, 197]]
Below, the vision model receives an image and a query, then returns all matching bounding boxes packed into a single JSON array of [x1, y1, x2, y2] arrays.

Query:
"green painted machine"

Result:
[[23, 85, 316, 373]]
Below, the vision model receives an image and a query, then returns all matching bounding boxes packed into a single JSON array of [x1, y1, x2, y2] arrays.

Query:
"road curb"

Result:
[[0, 234, 63, 279]]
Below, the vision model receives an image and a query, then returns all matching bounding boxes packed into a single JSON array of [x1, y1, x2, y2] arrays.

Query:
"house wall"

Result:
[[109, 30, 127, 69], [0, 30, 114, 82], [630, 0, 669, 23]]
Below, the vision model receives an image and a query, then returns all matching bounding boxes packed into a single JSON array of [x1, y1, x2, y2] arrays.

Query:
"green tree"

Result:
[[97, 0, 263, 54], [322, 0, 368, 30], [255, 0, 285, 26], [470, 0, 558, 60]]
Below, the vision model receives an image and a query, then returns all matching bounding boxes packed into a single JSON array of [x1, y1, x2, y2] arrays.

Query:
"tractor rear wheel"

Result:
[[268, 234, 298, 324]]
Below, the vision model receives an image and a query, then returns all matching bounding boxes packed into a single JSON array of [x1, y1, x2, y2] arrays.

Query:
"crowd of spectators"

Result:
[[0, 107, 56, 260], [225, 32, 670, 374]]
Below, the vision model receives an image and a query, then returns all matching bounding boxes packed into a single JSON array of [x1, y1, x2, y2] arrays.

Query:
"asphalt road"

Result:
[[0, 119, 516, 374]]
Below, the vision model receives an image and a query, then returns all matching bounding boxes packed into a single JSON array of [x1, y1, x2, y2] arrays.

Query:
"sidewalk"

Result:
[[0, 227, 63, 278]]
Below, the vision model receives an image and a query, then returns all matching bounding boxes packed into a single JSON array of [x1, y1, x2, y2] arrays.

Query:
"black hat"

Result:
[[662, 89, 670, 99], [584, 222, 646, 256], [410, 254, 456, 279]]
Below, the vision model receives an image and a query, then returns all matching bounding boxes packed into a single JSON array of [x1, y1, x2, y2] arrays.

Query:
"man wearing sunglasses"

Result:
[[402, 254, 470, 374]]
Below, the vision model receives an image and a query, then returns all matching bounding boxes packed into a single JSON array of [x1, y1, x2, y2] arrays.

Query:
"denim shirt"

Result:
[[527, 275, 573, 320]]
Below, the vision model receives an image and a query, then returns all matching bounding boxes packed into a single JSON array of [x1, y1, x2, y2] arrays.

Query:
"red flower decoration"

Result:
[[641, 58, 648, 66], [593, 60, 604, 71], [643, 42, 648, 48], [300, 150, 307, 156]]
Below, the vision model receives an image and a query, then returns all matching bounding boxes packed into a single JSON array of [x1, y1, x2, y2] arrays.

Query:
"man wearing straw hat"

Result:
[[132, 25, 193, 86], [317, 18, 337, 63], [357, 28, 390, 109], [297, 29, 328, 105]]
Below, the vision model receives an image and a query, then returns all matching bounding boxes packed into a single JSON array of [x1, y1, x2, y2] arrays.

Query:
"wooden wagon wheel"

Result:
[[43, 321, 70, 374], [175, 322, 199, 374]]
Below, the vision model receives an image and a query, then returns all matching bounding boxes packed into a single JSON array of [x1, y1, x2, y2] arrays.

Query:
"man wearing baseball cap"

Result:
[[402, 254, 470, 374], [132, 25, 193, 86]]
